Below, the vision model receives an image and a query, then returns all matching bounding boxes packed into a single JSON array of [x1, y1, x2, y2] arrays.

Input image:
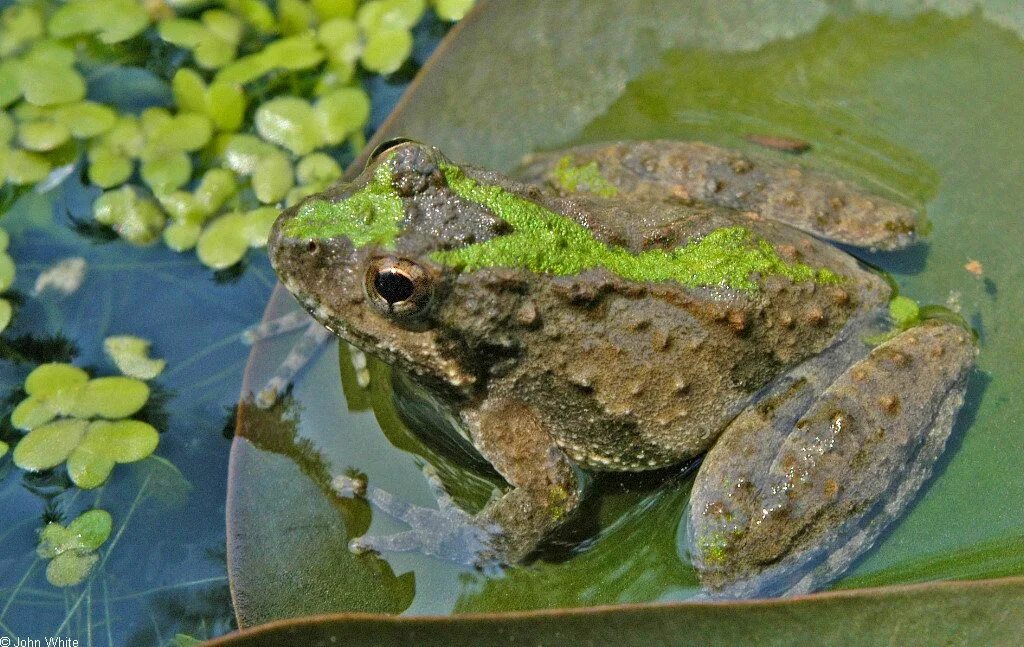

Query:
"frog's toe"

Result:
[[333, 473, 502, 568], [689, 320, 976, 598]]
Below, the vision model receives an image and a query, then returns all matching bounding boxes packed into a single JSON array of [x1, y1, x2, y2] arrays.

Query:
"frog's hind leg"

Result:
[[518, 141, 920, 251], [687, 321, 976, 599]]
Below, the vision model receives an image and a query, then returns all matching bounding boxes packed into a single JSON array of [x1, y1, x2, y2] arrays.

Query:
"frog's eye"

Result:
[[365, 257, 433, 319], [368, 137, 417, 163]]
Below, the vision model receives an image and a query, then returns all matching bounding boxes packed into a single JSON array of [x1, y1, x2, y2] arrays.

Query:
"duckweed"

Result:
[[0, 0, 476, 270], [48, 0, 150, 44], [104, 335, 166, 380], [158, 11, 244, 70], [0, 225, 15, 333], [889, 295, 921, 328], [11, 363, 158, 488], [197, 212, 251, 269], [94, 186, 166, 245], [37, 509, 112, 587]]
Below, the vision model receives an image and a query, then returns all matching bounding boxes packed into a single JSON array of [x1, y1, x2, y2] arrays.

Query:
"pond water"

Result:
[[231, 4, 1024, 623], [0, 18, 446, 646]]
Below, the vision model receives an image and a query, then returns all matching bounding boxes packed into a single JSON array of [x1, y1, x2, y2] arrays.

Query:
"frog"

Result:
[[267, 138, 976, 598]]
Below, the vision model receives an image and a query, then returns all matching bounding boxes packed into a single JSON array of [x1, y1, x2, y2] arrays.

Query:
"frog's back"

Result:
[[478, 190, 889, 470]]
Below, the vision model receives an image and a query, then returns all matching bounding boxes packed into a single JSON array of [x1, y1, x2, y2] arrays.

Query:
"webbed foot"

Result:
[[332, 467, 504, 570]]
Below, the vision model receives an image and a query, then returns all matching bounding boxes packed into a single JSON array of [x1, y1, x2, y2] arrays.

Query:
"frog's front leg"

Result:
[[337, 398, 582, 567], [688, 321, 976, 599]]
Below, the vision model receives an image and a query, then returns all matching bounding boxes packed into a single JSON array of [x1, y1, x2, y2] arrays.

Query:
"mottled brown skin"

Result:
[[269, 141, 975, 597], [520, 140, 920, 251]]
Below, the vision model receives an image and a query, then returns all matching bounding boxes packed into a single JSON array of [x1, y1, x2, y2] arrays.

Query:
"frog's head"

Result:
[[268, 139, 517, 395]]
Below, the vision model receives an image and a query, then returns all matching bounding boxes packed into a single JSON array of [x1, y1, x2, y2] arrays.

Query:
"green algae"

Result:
[[282, 157, 404, 246], [433, 163, 840, 292], [551, 154, 618, 198], [283, 154, 838, 292]]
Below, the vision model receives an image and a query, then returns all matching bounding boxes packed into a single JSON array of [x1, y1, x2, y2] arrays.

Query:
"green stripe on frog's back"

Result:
[[282, 158, 405, 247], [433, 162, 841, 293], [281, 154, 841, 293]]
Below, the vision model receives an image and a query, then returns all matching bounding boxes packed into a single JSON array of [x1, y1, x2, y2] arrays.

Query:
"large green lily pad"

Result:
[[227, 0, 1024, 640]]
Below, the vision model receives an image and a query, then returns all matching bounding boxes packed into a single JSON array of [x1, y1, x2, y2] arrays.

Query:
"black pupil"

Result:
[[374, 270, 415, 304]]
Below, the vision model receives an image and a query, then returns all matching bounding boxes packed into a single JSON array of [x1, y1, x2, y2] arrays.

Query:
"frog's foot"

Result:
[[242, 312, 333, 408], [332, 469, 504, 570], [688, 320, 976, 599]]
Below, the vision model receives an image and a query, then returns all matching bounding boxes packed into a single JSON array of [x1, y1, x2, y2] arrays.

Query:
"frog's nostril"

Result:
[[374, 269, 415, 304], [307, 240, 318, 253]]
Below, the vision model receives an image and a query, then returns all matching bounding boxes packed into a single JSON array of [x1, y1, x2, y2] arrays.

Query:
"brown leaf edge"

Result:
[[207, 575, 1024, 646]]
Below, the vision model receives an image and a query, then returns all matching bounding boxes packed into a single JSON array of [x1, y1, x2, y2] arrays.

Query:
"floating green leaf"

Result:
[[163, 220, 202, 252], [88, 144, 134, 188], [13, 418, 88, 471], [360, 28, 413, 74], [94, 186, 167, 245], [48, 0, 150, 44], [890, 295, 921, 328], [433, 0, 475, 21], [50, 101, 118, 138], [252, 151, 294, 204], [15, 51, 85, 106], [312, 0, 358, 21], [70, 376, 150, 419], [17, 120, 70, 152], [315, 88, 370, 144], [358, 0, 425, 32], [255, 97, 322, 156], [104, 335, 166, 380], [141, 150, 192, 195], [242, 206, 282, 247], [194, 167, 239, 214], [216, 34, 324, 85], [11, 396, 56, 431], [221, 134, 279, 175], [174, 69, 247, 132], [296, 152, 342, 186], [0, 298, 11, 333], [278, 0, 317, 35], [196, 212, 249, 269], [318, 18, 362, 67], [37, 509, 111, 587], [159, 10, 243, 70], [25, 362, 89, 398], [0, 248, 14, 291], [5, 148, 52, 184], [46, 552, 98, 587], [0, 6, 44, 56]]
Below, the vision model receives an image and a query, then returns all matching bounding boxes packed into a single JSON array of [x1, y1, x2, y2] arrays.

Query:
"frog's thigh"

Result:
[[519, 141, 919, 251], [688, 321, 976, 598]]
